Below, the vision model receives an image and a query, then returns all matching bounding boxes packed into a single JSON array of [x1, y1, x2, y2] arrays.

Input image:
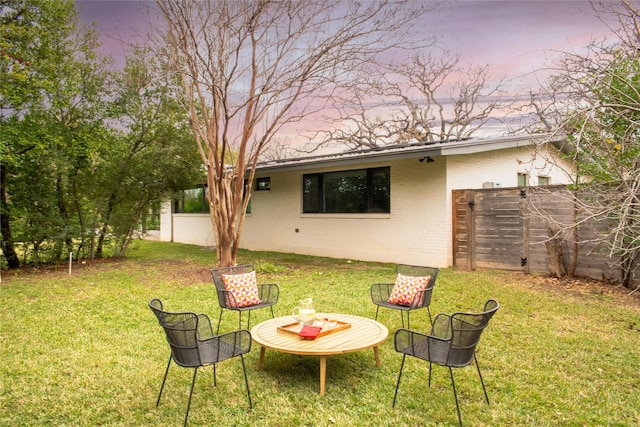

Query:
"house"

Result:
[[158, 134, 574, 268]]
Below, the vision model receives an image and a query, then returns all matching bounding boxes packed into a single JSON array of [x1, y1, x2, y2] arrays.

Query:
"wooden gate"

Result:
[[453, 188, 528, 271], [453, 186, 639, 288]]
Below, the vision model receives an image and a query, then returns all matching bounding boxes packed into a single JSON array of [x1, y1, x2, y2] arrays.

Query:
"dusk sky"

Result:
[[77, 0, 613, 86], [76, 1, 617, 138]]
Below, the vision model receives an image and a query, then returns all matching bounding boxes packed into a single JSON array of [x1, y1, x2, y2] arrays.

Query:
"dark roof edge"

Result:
[[253, 134, 563, 174]]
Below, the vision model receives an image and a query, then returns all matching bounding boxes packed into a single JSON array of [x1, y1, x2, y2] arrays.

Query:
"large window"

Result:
[[303, 167, 390, 213]]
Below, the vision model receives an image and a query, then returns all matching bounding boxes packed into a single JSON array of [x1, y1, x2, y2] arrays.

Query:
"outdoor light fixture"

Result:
[[419, 156, 435, 163]]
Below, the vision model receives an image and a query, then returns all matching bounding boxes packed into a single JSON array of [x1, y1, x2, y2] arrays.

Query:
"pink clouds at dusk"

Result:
[[77, 0, 613, 90], [75, 1, 618, 140], [432, 1, 610, 90]]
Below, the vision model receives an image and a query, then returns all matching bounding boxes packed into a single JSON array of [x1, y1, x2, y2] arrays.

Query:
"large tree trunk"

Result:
[[546, 226, 566, 278], [159, 1, 430, 268], [0, 164, 20, 268], [209, 172, 244, 267], [568, 191, 579, 278]]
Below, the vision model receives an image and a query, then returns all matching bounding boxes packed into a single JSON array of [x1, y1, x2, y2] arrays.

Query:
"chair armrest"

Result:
[[430, 313, 453, 339], [409, 285, 435, 308], [196, 313, 215, 340], [215, 288, 239, 309], [370, 283, 394, 303], [257, 283, 279, 304], [394, 328, 451, 361], [197, 329, 252, 364]]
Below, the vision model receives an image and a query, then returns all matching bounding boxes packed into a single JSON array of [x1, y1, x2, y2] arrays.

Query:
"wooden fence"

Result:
[[452, 185, 639, 289]]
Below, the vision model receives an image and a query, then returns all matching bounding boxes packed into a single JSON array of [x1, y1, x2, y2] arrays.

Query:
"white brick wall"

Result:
[[446, 145, 573, 190], [162, 143, 573, 268], [240, 158, 450, 266]]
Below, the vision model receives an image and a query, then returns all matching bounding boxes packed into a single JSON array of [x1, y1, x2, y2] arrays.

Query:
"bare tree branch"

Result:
[[155, 0, 435, 265], [523, 1, 640, 290], [309, 50, 510, 152]]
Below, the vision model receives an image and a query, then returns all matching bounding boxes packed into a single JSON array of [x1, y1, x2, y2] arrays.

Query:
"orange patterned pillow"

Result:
[[387, 273, 431, 307], [221, 271, 262, 308]]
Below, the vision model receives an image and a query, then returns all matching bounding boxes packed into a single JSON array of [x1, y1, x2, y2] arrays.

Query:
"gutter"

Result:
[[252, 134, 563, 174]]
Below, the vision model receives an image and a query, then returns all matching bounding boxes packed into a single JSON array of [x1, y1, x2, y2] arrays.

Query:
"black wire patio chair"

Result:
[[148, 298, 252, 426], [370, 264, 439, 329], [393, 299, 500, 426], [210, 264, 279, 333]]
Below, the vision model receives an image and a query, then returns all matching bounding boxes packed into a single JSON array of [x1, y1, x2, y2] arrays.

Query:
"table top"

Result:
[[250, 314, 388, 356]]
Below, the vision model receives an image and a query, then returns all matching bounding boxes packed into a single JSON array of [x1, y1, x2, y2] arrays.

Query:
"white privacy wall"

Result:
[[158, 203, 217, 247]]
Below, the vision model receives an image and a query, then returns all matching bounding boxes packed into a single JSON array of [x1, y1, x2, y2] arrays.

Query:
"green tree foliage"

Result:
[[96, 46, 201, 257], [1, 1, 201, 267], [1, 0, 105, 266]]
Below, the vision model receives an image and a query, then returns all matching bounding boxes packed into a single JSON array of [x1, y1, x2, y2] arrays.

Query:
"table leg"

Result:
[[258, 346, 265, 370], [319, 356, 327, 397], [373, 346, 380, 368]]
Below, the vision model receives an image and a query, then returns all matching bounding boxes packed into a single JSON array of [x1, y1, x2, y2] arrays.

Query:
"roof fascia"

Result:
[[253, 134, 560, 174]]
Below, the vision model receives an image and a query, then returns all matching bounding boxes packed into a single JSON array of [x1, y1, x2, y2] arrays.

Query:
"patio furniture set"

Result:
[[149, 264, 499, 426]]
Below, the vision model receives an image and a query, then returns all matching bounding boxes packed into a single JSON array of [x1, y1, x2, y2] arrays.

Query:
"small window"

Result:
[[174, 184, 250, 214], [517, 173, 528, 187], [174, 186, 209, 213], [538, 176, 550, 186], [256, 177, 270, 191]]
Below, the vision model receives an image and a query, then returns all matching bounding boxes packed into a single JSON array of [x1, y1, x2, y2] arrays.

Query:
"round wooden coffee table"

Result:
[[250, 314, 388, 396]]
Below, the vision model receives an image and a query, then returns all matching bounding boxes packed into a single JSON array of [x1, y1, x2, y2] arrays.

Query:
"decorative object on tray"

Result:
[[278, 318, 351, 338], [298, 325, 322, 339], [292, 298, 316, 325]]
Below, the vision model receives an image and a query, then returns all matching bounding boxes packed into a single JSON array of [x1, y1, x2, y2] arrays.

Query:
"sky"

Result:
[[76, 0, 612, 79], [431, 1, 611, 92], [75, 0, 617, 138]]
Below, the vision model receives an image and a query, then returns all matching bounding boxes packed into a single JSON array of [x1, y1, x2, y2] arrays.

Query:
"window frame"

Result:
[[174, 183, 251, 214], [537, 176, 550, 186], [256, 177, 271, 191], [174, 185, 209, 214], [302, 166, 391, 214], [517, 173, 529, 187]]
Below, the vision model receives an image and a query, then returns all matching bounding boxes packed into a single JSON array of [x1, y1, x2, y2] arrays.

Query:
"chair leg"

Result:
[[374, 306, 380, 321], [426, 307, 433, 324], [428, 362, 432, 387], [213, 363, 217, 387], [184, 367, 198, 427], [238, 312, 243, 331], [216, 309, 224, 334], [405, 312, 409, 329], [270, 305, 275, 319], [474, 354, 490, 405], [392, 355, 406, 407], [240, 354, 252, 410], [156, 355, 172, 407], [247, 310, 252, 330], [449, 367, 463, 427]]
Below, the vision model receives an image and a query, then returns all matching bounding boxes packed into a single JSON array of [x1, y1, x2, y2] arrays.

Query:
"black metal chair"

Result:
[[393, 299, 500, 426], [148, 298, 252, 427], [370, 264, 439, 329], [210, 264, 279, 333]]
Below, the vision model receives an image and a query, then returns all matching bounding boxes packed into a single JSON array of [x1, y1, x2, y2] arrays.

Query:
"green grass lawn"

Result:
[[1, 240, 639, 426]]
